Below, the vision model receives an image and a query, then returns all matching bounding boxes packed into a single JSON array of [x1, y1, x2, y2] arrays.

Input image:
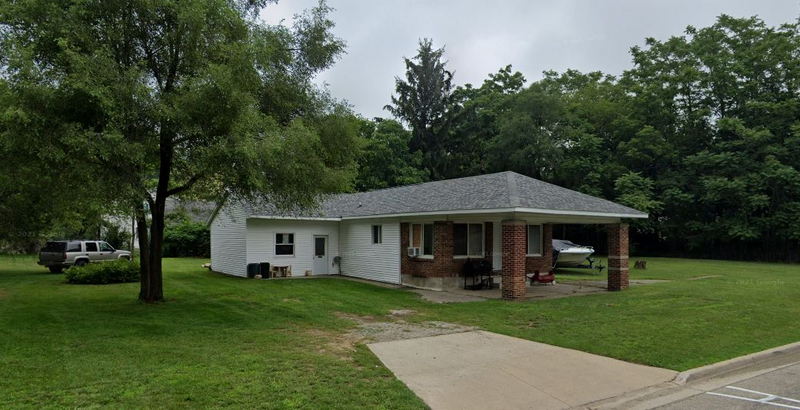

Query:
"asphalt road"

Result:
[[657, 362, 800, 409]]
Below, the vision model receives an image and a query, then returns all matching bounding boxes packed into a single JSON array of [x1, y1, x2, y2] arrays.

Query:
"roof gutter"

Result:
[[248, 215, 342, 222], [336, 207, 648, 220], [248, 207, 647, 221]]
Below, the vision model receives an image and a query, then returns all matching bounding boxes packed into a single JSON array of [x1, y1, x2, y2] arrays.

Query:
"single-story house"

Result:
[[210, 171, 647, 300]]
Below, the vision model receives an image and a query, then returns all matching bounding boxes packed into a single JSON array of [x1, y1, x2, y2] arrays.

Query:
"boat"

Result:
[[552, 239, 594, 267]]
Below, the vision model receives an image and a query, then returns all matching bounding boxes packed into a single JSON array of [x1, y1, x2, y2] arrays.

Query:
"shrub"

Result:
[[163, 220, 210, 257], [102, 223, 132, 250], [65, 260, 139, 284]]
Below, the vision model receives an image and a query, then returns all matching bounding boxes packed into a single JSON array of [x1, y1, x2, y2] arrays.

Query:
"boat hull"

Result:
[[552, 239, 595, 267], [554, 250, 594, 267]]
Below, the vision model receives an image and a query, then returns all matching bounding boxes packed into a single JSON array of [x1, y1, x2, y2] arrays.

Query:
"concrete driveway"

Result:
[[368, 331, 676, 410]]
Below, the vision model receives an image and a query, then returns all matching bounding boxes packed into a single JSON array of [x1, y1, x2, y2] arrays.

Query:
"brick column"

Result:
[[607, 223, 629, 291], [501, 220, 527, 300], [433, 221, 453, 266]]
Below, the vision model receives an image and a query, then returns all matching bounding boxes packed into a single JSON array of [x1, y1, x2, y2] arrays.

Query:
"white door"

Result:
[[313, 235, 328, 274]]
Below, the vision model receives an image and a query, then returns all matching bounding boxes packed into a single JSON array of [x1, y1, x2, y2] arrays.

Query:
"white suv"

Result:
[[38, 240, 132, 273]]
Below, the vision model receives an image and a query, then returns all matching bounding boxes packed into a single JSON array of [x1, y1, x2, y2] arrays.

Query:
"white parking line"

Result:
[[706, 385, 800, 409]]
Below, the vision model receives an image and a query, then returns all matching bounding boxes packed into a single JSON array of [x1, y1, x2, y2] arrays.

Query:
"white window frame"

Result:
[[372, 225, 382, 244], [274, 232, 295, 257], [453, 223, 485, 258], [526, 224, 543, 257], [408, 223, 434, 258]]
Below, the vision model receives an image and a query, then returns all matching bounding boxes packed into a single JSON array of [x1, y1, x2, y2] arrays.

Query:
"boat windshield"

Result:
[[553, 239, 591, 250]]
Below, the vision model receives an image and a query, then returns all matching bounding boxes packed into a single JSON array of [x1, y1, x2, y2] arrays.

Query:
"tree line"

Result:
[[359, 16, 800, 262]]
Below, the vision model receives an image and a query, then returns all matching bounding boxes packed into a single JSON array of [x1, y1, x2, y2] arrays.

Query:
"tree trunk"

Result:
[[135, 203, 152, 301], [139, 130, 173, 302], [143, 204, 165, 302], [130, 214, 135, 252]]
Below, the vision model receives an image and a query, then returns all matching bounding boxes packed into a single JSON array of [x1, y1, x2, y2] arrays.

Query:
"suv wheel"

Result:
[[74, 259, 88, 267], [48, 265, 63, 273]]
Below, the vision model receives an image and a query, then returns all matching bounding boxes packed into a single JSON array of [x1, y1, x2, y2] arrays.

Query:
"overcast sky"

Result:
[[261, 1, 799, 119]]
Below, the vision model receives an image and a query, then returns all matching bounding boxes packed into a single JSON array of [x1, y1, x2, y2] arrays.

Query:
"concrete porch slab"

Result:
[[368, 331, 676, 410], [410, 279, 668, 303], [449, 281, 606, 300]]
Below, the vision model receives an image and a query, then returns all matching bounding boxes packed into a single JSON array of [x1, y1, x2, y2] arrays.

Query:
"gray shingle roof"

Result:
[[247, 171, 647, 219], [165, 198, 217, 224]]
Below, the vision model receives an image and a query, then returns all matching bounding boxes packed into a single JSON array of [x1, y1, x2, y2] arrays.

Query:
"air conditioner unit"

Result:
[[407, 247, 420, 258]]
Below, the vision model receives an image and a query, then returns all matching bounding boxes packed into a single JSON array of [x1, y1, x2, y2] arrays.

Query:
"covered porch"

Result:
[[499, 219, 630, 300], [400, 211, 633, 300]]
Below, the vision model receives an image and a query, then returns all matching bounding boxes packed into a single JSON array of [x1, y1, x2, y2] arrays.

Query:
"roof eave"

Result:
[[337, 207, 648, 220], [248, 215, 342, 222]]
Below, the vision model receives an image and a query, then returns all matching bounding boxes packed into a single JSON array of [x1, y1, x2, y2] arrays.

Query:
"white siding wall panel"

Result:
[[246, 219, 340, 276], [210, 204, 248, 277], [339, 220, 400, 284]]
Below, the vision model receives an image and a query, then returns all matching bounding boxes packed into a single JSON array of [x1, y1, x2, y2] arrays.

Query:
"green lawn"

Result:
[[2, 255, 799, 408]]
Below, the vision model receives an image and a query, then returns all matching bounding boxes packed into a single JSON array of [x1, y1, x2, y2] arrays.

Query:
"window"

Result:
[[453, 223, 484, 257], [409, 223, 434, 256], [314, 237, 325, 257], [85, 242, 98, 252], [527, 225, 542, 256], [66, 241, 82, 252], [99, 242, 114, 252], [372, 225, 382, 244], [423, 224, 433, 256], [42, 242, 66, 252], [275, 233, 294, 256]]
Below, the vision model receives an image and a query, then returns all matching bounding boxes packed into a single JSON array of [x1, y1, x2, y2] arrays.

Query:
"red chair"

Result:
[[527, 270, 556, 285]]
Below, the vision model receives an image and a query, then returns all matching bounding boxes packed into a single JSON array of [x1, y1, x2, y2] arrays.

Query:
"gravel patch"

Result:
[[336, 312, 477, 343], [355, 320, 477, 343]]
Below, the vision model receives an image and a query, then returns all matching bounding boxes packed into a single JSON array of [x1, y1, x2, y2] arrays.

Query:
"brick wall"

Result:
[[607, 223, 629, 291], [400, 221, 493, 278], [501, 220, 527, 300]]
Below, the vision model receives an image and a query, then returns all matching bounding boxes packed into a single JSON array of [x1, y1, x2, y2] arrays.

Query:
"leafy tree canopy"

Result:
[[354, 118, 428, 191], [0, 0, 360, 300]]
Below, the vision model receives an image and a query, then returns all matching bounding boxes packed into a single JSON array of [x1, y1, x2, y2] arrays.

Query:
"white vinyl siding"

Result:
[[339, 220, 400, 284], [210, 203, 248, 277], [246, 219, 339, 276]]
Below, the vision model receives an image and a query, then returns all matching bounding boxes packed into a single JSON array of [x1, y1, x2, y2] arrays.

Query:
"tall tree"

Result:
[[0, 0, 360, 301], [385, 38, 453, 179], [447, 65, 526, 177], [485, 82, 569, 180], [354, 118, 428, 190]]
